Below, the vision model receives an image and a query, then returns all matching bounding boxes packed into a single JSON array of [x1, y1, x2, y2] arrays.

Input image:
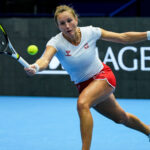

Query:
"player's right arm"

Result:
[[25, 46, 57, 76]]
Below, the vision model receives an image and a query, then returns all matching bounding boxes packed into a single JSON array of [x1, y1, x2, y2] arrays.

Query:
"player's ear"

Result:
[[75, 16, 78, 26]]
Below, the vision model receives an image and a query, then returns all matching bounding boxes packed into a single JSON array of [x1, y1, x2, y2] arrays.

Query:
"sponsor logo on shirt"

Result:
[[84, 43, 89, 49], [65, 50, 71, 56]]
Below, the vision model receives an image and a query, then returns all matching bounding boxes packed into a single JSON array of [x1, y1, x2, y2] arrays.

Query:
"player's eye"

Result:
[[67, 18, 72, 23], [60, 21, 65, 25]]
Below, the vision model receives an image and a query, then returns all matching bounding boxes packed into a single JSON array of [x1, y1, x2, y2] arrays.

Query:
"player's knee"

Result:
[[113, 113, 129, 125], [77, 98, 89, 113]]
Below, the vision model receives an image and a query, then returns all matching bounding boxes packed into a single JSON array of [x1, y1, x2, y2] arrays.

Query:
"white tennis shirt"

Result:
[[46, 26, 104, 84]]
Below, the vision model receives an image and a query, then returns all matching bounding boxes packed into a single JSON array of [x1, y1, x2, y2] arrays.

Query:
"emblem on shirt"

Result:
[[84, 43, 89, 49], [65, 50, 71, 56]]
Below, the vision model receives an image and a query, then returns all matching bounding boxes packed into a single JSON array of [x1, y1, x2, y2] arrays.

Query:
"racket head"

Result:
[[0, 25, 8, 53], [0, 25, 29, 68]]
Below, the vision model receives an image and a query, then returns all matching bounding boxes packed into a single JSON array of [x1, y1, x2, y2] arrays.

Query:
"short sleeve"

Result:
[[89, 26, 102, 40], [46, 36, 58, 51]]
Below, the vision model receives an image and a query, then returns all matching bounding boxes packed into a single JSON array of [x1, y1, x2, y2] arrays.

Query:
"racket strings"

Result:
[[0, 30, 8, 52]]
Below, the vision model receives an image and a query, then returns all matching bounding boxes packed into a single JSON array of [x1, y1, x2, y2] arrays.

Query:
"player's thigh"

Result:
[[93, 94, 127, 121], [78, 79, 114, 107]]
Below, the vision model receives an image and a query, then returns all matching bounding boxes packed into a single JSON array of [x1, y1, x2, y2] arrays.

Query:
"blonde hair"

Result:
[[54, 5, 78, 24]]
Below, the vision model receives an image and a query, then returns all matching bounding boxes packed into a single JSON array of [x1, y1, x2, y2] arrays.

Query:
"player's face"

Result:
[[57, 11, 78, 38]]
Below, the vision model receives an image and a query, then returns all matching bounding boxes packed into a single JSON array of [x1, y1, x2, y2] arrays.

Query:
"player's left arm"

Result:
[[100, 28, 148, 44]]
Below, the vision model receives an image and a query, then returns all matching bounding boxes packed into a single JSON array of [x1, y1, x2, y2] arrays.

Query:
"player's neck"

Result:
[[63, 28, 81, 46]]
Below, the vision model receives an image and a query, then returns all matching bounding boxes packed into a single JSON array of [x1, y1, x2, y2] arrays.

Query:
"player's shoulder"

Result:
[[48, 32, 63, 44], [46, 32, 63, 48], [80, 26, 102, 40], [80, 25, 99, 29], [80, 25, 93, 31], [80, 25, 101, 33], [51, 32, 62, 41]]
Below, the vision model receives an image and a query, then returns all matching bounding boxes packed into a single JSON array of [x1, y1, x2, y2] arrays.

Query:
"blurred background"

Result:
[[1, 0, 150, 98], [0, 0, 150, 17]]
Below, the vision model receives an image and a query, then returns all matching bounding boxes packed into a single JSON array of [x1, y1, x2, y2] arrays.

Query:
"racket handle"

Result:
[[18, 56, 30, 68]]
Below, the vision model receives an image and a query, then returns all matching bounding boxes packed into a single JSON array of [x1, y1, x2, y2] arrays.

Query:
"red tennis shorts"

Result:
[[76, 63, 116, 93]]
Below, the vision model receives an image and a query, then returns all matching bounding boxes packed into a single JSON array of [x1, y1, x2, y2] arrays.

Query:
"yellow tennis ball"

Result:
[[27, 45, 38, 55]]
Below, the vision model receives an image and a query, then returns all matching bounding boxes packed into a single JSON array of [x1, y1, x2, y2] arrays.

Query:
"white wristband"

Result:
[[34, 63, 40, 73], [147, 31, 150, 40]]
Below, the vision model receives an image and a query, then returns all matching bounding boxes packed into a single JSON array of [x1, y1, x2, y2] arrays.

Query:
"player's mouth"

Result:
[[67, 30, 72, 33]]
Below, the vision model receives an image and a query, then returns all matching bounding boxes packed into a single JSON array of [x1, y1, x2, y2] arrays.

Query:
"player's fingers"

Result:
[[24, 67, 36, 76]]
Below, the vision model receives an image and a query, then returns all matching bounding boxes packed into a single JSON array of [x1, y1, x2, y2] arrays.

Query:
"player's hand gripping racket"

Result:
[[0, 24, 29, 68]]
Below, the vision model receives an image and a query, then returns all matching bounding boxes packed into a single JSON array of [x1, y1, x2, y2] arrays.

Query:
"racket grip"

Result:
[[18, 56, 30, 68]]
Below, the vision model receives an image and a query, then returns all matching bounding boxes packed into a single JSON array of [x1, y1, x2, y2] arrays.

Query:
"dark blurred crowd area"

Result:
[[0, 0, 150, 17]]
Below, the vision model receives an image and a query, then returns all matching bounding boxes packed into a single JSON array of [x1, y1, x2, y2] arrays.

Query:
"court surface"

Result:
[[0, 96, 149, 150]]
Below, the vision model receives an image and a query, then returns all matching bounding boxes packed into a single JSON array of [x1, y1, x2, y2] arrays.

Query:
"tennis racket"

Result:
[[0, 24, 29, 68]]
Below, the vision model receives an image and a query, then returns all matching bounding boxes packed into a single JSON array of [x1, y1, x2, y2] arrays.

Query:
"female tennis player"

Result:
[[25, 5, 150, 150]]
